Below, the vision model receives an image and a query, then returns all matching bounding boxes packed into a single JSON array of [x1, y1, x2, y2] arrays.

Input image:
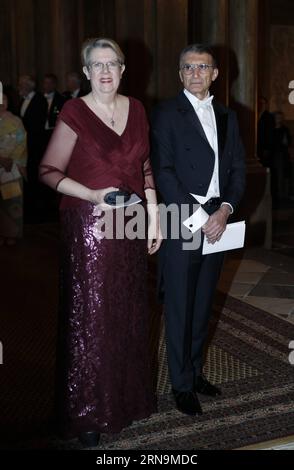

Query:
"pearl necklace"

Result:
[[91, 92, 117, 127]]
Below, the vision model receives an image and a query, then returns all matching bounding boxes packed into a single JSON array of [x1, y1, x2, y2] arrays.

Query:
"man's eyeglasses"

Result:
[[181, 63, 214, 75], [89, 61, 122, 73]]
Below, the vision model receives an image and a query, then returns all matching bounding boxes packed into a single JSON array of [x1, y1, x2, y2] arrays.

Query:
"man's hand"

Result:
[[202, 205, 231, 244]]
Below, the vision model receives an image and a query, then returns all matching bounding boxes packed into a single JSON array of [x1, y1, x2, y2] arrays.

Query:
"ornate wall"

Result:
[[259, 0, 294, 133], [270, 25, 294, 120], [0, 0, 188, 110], [0, 0, 293, 148]]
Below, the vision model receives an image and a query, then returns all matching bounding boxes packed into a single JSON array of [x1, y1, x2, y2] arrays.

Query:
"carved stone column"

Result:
[[229, 0, 258, 159], [229, 0, 271, 248], [197, 0, 229, 104], [188, 0, 229, 105]]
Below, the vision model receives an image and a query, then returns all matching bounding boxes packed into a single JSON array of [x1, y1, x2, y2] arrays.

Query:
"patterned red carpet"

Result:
[[80, 296, 294, 450], [0, 225, 294, 449]]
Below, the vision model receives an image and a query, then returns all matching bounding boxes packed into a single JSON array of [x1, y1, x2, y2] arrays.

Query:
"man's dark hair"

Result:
[[44, 73, 58, 84], [179, 44, 217, 69]]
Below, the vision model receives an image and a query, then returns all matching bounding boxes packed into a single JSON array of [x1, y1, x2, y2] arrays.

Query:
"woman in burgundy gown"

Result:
[[39, 38, 161, 447]]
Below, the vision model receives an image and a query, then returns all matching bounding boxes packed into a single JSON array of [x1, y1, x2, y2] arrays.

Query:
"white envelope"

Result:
[[202, 220, 246, 254], [182, 206, 209, 234]]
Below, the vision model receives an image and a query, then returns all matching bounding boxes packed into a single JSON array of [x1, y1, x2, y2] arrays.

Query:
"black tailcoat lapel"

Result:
[[176, 92, 228, 158], [176, 92, 211, 148], [212, 100, 228, 158]]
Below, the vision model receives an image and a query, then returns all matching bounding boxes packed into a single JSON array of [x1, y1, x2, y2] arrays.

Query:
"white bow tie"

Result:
[[195, 95, 214, 111]]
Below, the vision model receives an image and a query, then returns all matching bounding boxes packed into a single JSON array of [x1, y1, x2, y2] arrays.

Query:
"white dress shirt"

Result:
[[71, 88, 80, 98], [44, 92, 54, 129], [184, 88, 233, 213]]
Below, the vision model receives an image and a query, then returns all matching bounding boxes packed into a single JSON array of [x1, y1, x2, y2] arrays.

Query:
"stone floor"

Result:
[[218, 201, 294, 326], [218, 253, 294, 324], [242, 437, 294, 450]]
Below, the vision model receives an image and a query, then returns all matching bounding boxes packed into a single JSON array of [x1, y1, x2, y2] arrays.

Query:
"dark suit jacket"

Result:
[[19, 93, 48, 179], [257, 110, 275, 167], [20, 92, 48, 135], [62, 89, 85, 100], [151, 91, 246, 212], [47, 91, 67, 129], [151, 91, 246, 300]]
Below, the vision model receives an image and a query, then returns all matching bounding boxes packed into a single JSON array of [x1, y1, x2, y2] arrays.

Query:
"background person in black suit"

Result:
[[271, 110, 292, 205], [62, 72, 86, 99], [257, 96, 275, 168], [42, 73, 67, 220], [43, 73, 67, 146], [151, 44, 246, 416], [18, 75, 48, 221]]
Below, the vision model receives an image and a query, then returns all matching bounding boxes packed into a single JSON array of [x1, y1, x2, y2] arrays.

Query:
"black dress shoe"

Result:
[[78, 431, 100, 447], [172, 390, 203, 415], [194, 374, 221, 397]]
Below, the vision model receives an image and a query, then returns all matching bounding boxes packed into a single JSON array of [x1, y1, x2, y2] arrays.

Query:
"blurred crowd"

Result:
[[0, 79, 293, 246], [257, 96, 293, 208], [0, 72, 88, 245]]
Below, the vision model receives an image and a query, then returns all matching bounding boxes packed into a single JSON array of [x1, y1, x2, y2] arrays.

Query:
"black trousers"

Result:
[[162, 205, 225, 392]]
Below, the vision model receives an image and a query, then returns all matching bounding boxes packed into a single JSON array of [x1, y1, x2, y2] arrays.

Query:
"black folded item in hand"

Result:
[[104, 190, 131, 206]]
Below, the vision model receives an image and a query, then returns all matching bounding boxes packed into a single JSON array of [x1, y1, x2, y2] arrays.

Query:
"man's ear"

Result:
[[83, 66, 90, 81], [212, 68, 219, 82], [179, 70, 184, 84]]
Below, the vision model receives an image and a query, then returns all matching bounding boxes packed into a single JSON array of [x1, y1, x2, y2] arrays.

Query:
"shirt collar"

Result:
[[44, 92, 55, 99], [71, 88, 80, 98], [23, 91, 35, 100], [184, 88, 214, 110]]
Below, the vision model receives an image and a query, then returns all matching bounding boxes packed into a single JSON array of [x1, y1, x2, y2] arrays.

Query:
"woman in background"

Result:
[[0, 92, 27, 246]]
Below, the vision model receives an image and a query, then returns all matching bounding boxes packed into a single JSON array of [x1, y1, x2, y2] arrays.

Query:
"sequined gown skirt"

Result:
[[57, 201, 156, 437]]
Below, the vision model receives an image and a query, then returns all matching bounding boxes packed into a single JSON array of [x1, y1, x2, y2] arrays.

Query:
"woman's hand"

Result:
[[147, 205, 163, 255], [89, 186, 120, 210]]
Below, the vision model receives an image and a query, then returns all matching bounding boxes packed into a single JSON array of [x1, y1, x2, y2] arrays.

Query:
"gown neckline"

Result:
[[78, 96, 131, 138]]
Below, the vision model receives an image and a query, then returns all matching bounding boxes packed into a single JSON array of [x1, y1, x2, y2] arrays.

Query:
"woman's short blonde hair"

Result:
[[81, 38, 125, 67]]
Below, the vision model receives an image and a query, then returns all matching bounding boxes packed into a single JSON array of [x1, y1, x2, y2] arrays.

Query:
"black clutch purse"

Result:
[[104, 190, 131, 206]]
